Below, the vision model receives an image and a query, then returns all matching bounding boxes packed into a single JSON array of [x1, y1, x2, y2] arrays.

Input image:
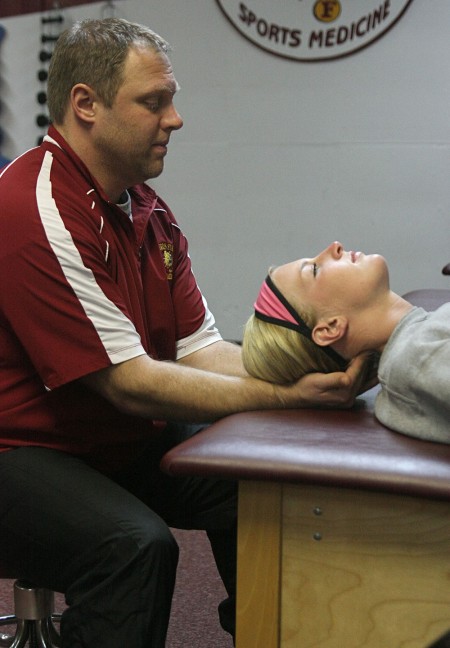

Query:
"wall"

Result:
[[1, 1, 449, 340]]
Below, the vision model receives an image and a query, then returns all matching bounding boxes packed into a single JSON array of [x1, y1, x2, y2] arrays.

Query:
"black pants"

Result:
[[0, 423, 237, 647], [429, 632, 450, 648]]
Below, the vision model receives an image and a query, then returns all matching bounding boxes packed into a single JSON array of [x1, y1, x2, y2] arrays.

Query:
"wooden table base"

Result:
[[237, 481, 450, 648]]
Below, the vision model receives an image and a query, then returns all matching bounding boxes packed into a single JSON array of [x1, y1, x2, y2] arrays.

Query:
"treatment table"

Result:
[[161, 289, 450, 648]]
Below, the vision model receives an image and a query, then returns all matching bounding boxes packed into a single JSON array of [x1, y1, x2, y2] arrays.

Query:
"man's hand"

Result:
[[276, 352, 378, 409]]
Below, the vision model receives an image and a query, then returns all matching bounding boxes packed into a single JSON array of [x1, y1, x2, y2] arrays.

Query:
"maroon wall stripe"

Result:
[[0, 0, 99, 20]]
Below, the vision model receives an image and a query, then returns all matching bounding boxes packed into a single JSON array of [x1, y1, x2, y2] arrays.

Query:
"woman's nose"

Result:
[[328, 241, 343, 258], [317, 241, 343, 262]]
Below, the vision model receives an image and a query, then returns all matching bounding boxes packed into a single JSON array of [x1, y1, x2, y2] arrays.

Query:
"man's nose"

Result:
[[164, 105, 183, 131]]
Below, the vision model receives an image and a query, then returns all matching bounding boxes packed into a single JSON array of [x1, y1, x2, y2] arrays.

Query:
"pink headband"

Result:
[[254, 278, 298, 327], [253, 275, 347, 369]]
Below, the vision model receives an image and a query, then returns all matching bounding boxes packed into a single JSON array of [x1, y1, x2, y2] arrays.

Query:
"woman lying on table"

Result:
[[242, 241, 450, 442]]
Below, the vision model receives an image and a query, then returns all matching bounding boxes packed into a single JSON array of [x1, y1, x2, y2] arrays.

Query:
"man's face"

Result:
[[271, 241, 389, 318], [93, 46, 183, 191]]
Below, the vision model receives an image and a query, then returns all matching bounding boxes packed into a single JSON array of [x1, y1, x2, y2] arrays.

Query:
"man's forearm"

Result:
[[82, 353, 285, 421], [178, 340, 248, 377], [82, 349, 371, 421]]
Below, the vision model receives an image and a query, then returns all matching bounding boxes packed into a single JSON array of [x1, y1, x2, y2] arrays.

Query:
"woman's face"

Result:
[[271, 241, 389, 318]]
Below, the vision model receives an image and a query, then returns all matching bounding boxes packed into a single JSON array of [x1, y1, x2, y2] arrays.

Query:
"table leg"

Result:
[[236, 481, 282, 648]]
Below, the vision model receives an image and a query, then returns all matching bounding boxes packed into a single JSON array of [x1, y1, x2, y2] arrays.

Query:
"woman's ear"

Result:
[[312, 316, 348, 347], [70, 84, 97, 123]]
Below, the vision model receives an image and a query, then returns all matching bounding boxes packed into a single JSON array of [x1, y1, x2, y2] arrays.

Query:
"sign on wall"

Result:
[[216, 0, 414, 62]]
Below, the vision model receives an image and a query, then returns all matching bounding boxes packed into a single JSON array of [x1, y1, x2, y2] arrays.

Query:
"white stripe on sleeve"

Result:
[[36, 151, 146, 364], [176, 297, 222, 360]]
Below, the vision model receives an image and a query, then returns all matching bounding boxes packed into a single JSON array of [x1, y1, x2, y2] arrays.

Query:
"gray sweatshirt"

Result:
[[375, 304, 450, 443]]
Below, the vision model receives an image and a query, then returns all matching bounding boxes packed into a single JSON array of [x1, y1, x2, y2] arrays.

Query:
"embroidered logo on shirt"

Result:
[[159, 242, 174, 280]]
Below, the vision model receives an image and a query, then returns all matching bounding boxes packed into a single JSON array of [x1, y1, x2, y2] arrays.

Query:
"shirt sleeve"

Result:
[[176, 296, 222, 360]]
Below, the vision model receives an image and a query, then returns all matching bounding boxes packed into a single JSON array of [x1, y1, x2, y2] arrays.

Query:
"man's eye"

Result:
[[312, 263, 318, 277], [142, 97, 161, 112]]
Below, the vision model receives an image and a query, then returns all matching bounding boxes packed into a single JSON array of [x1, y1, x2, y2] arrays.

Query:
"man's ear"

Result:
[[312, 316, 348, 347], [70, 84, 97, 123]]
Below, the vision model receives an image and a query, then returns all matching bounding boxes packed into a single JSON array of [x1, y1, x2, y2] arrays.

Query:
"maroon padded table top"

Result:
[[161, 289, 450, 501]]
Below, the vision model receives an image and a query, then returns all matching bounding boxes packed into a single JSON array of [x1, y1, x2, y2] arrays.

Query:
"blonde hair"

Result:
[[242, 313, 344, 385]]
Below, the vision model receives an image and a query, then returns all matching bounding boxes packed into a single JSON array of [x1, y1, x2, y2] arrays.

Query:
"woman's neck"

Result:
[[336, 292, 414, 359]]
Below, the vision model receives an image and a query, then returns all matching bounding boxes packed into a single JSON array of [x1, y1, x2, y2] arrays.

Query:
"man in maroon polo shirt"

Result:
[[0, 17, 370, 648]]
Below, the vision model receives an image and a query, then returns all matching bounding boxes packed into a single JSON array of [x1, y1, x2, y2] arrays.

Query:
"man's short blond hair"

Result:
[[47, 17, 171, 125]]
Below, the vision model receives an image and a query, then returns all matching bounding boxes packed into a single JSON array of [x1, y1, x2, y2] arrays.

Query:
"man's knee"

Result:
[[104, 520, 179, 577]]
